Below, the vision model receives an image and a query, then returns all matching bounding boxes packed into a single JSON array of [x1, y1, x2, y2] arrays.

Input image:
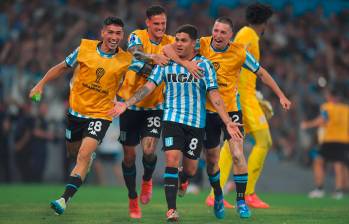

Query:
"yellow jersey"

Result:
[[320, 102, 349, 143], [68, 39, 133, 121], [117, 29, 175, 110], [236, 26, 260, 96], [235, 26, 269, 132], [199, 36, 260, 112]]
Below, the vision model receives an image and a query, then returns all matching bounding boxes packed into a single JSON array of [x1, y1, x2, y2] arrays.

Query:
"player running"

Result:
[[29, 17, 143, 215], [164, 16, 291, 218], [109, 24, 243, 222]]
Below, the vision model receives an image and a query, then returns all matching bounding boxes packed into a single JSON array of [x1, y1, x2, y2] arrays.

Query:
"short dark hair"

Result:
[[103, 16, 124, 27], [246, 3, 273, 25], [175, 24, 198, 40], [146, 5, 166, 19], [215, 17, 234, 31]]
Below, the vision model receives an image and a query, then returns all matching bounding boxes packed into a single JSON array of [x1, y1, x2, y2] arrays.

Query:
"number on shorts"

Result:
[[189, 138, 198, 150], [88, 121, 102, 133], [147, 116, 161, 128], [232, 114, 239, 123]]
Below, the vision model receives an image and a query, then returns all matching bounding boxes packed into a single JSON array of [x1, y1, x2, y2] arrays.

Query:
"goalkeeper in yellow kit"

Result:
[[206, 3, 276, 209]]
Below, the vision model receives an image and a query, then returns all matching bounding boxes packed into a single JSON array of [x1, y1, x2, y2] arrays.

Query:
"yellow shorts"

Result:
[[241, 96, 269, 133]]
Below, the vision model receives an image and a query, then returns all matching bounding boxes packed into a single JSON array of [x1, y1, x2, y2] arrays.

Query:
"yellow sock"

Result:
[[209, 141, 232, 197], [245, 129, 272, 195]]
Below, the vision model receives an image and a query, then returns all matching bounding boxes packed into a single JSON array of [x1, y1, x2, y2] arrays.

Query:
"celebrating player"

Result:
[[109, 24, 243, 222], [29, 17, 143, 215]]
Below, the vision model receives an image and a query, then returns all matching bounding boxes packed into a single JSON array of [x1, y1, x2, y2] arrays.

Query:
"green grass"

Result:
[[0, 185, 348, 224]]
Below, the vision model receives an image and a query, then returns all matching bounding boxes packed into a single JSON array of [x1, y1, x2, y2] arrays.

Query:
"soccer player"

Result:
[[116, 5, 175, 219], [207, 3, 276, 209], [109, 24, 243, 222], [301, 89, 349, 199], [117, 5, 202, 219], [29, 17, 143, 215], [163, 17, 291, 218]]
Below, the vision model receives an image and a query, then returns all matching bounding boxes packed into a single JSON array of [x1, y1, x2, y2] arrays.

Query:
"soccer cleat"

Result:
[[213, 195, 225, 219], [140, 179, 153, 204], [178, 180, 189, 197], [166, 209, 179, 222], [129, 197, 142, 219], [245, 193, 270, 208], [50, 198, 66, 215], [236, 200, 251, 218], [308, 189, 325, 198], [205, 195, 234, 208], [87, 152, 96, 173]]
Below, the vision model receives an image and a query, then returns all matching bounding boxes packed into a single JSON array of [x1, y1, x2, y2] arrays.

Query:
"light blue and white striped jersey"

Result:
[[148, 55, 218, 128]]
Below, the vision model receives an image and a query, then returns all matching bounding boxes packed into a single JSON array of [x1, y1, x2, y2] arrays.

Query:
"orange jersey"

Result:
[[199, 36, 260, 112], [117, 29, 175, 110], [320, 102, 349, 143], [69, 39, 132, 121]]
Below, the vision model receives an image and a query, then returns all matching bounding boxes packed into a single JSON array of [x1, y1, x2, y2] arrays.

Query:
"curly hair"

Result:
[[246, 3, 273, 25]]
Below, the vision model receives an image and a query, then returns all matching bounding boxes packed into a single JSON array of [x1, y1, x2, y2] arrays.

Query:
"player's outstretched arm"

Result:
[[208, 89, 243, 141], [300, 116, 325, 130], [255, 66, 292, 110], [29, 61, 71, 99], [108, 81, 157, 117], [162, 44, 203, 78]]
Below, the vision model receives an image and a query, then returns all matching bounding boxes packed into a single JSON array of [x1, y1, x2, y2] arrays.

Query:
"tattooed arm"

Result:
[[108, 81, 157, 117], [207, 89, 243, 141], [129, 45, 169, 66], [125, 81, 157, 107]]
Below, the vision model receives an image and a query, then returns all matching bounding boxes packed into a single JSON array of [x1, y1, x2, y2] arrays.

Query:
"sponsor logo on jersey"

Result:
[[166, 73, 198, 83]]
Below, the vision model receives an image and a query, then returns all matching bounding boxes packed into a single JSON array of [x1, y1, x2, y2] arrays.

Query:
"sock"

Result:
[[164, 167, 178, 210], [142, 155, 157, 181], [61, 174, 82, 202], [234, 173, 248, 201], [209, 141, 232, 197], [208, 170, 223, 199], [122, 162, 137, 199]]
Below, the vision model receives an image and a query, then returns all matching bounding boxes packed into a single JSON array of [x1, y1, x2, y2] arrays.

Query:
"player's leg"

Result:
[[308, 156, 326, 198], [51, 116, 110, 215], [204, 113, 233, 209], [139, 110, 163, 204], [162, 121, 184, 222], [333, 161, 345, 199], [119, 109, 142, 218], [245, 128, 272, 208]]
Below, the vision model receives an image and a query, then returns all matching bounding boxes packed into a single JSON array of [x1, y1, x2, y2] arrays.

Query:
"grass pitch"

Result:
[[0, 184, 348, 224]]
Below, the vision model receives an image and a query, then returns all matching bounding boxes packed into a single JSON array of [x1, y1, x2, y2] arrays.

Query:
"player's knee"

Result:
[[123, 150, 136, 166], [142, 137, 157, 154], [77, 150, 91, 164]]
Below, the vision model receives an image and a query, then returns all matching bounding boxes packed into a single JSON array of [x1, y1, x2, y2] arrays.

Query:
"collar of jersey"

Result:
[[210, 38, 229, 53], [96, 43, 118, 58]]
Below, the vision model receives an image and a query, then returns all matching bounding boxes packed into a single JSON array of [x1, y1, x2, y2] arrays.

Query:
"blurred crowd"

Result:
[[0, 0, 348, 183]]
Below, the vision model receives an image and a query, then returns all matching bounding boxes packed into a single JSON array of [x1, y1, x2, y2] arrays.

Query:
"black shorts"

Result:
[[319, 143, 349, 163], [162, 121, 204, 160], [65, 114, 110, 143], [119, 109, 163, 146], [204, 111, 244, 149]]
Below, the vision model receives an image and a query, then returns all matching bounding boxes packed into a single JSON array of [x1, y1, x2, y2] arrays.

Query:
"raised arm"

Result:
[[255, 66, 291, 110], [301, 116, 326, 129], [208, 89, 243, 141], [29, 61, 71, 98]]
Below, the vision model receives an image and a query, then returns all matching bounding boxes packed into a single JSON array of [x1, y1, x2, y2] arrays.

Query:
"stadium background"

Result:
[[0, 0, 349, 192]]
